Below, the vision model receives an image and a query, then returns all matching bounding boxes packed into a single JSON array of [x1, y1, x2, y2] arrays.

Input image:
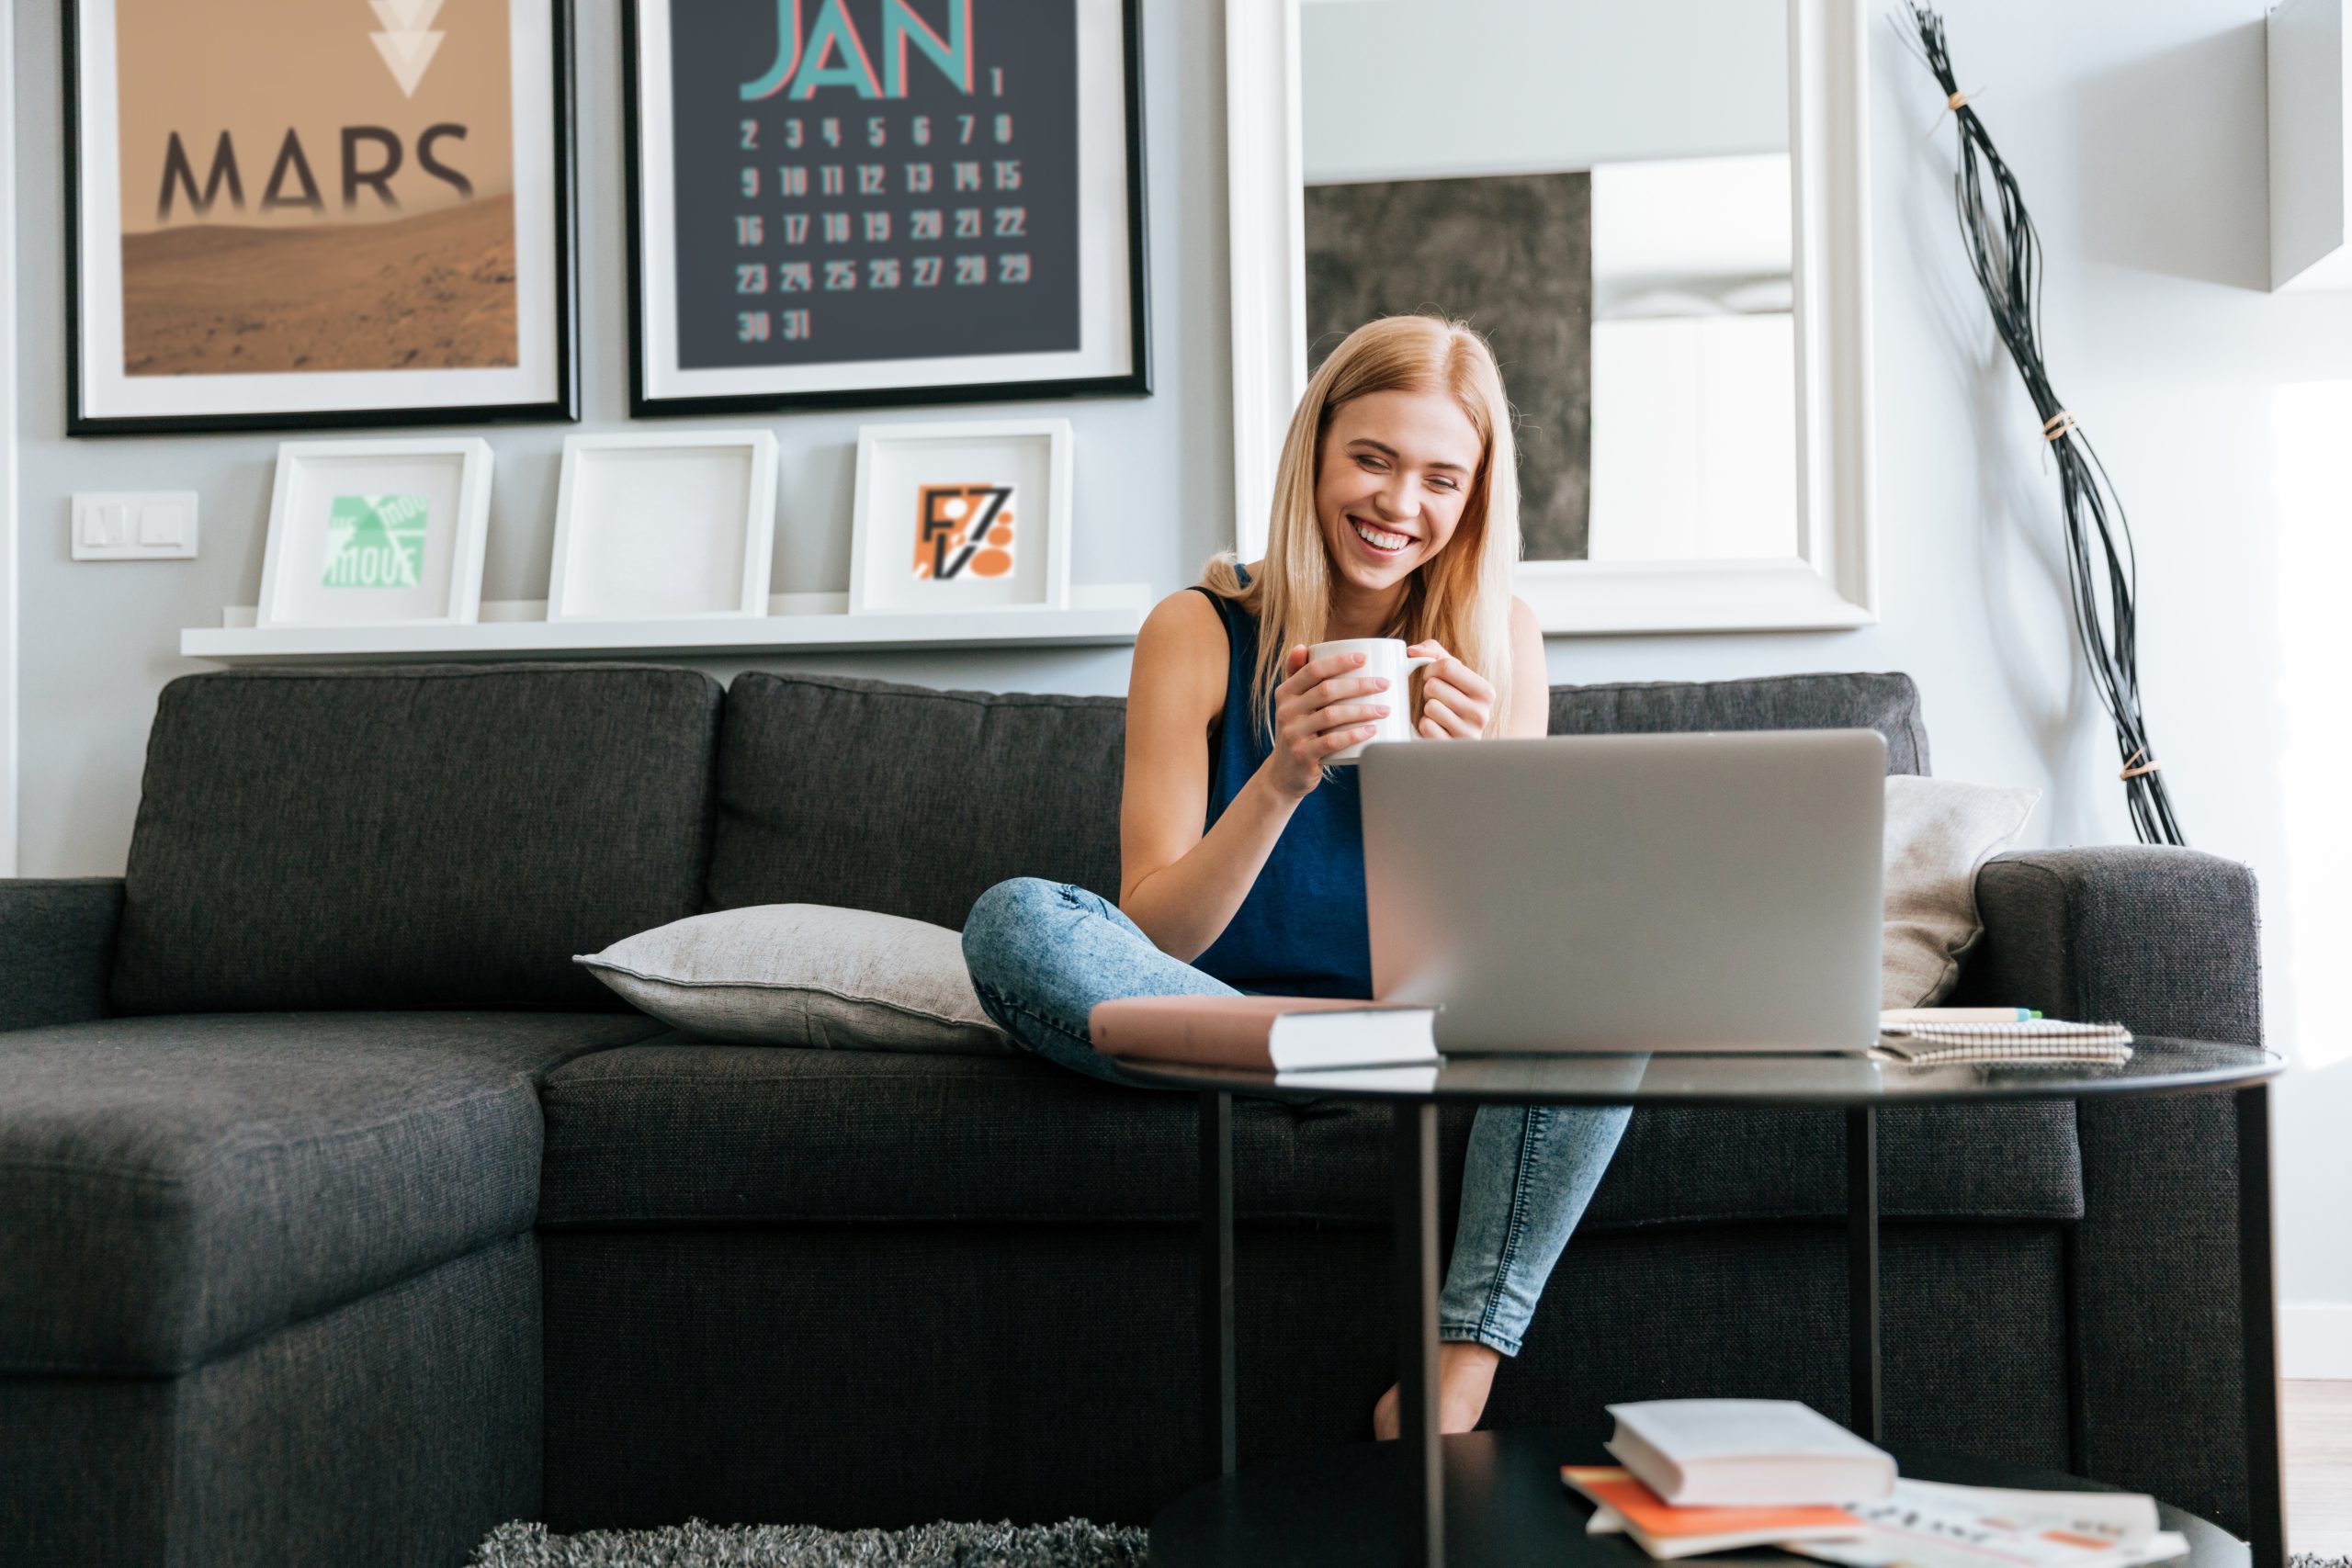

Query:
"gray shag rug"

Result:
[[469, 1521, 2348, 1568], [469, 1517, 1148, 1567]]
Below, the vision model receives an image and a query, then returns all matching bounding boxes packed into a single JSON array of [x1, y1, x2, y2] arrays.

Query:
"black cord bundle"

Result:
[[1901, 5, 2185, 847]]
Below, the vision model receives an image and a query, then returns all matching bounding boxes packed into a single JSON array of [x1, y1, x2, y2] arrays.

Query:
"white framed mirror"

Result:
[[1226, 0, 1876, 635]]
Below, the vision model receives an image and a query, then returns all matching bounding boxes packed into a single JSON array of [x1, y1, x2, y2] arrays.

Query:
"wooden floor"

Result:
[[2289, 1381, 2352, 1557]]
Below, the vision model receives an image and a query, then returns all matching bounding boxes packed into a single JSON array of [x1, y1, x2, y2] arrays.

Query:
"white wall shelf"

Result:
[[182, 584, 1153, 666]]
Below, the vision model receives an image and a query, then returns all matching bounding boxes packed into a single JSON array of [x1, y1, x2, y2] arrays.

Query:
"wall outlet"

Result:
[[73, 491, 199, 560]]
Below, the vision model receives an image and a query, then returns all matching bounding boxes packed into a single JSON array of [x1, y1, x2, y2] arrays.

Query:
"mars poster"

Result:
[[66, 0, 575, 432]]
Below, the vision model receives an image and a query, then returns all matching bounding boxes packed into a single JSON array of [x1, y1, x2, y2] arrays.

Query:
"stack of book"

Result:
[[1564, 1400, 2188, 1568]]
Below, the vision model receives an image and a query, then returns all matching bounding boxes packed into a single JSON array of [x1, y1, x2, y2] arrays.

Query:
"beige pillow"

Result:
[[575, 904, 1014, 1053], [1883, 774, 2041, 1009]]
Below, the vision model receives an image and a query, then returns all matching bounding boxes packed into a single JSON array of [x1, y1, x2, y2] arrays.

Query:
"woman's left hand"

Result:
[[1405, 641, 1495, 739]]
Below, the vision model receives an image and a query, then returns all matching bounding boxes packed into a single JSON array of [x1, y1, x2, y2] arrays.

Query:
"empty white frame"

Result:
[[548, 431, 778, 622], [849, 420, 1074, 615], [256, 437, 492, 628]]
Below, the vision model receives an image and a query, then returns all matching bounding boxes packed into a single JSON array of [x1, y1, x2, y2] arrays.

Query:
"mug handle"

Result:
[[1402, 654, 1437, 739]]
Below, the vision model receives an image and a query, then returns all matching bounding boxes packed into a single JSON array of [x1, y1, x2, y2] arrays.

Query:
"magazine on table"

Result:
[[1576, 1472, 2188, 1568], [1781, 1479, 2188, 1568]]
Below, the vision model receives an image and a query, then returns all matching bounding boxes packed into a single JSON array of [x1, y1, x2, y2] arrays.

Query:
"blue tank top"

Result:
[[1183, 569, 1374, 999]]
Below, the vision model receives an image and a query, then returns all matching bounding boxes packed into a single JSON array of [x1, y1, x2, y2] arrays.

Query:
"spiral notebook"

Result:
[[1877, 1018, 2133, 1065]]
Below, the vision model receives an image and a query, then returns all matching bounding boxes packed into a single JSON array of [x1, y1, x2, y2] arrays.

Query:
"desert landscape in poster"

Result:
[[120, 195, 518, 375]]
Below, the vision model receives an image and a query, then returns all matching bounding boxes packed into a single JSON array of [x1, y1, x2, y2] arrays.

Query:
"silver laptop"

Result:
[[1358, 730, 1886, 1054]]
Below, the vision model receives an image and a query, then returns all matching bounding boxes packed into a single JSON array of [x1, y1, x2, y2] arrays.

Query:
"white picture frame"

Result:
[[256, 437, 493, 629], [547, 431, 778, 622], [848, 419, 1073, 615], [1224, 0, 1877, 636]]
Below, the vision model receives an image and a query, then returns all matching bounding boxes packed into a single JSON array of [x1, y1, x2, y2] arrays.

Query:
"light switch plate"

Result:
[[73, 491, 199, 560]]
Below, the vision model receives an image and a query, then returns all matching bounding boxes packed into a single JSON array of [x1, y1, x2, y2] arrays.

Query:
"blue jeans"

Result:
[[962, 876, 1631, 1357]]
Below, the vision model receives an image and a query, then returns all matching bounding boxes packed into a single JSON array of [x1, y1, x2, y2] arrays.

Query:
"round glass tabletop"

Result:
[[1113, 1036, 2279, 1108], [1148, 1435, 2250, 1568]]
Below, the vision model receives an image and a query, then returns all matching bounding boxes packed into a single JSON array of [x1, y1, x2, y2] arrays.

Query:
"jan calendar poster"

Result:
[[624, 0, 1150, 415], [63, 0, 579, 434]]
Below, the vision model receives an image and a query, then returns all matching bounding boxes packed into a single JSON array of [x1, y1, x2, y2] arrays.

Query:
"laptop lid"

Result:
[[1358, 730, 1886, 1053]]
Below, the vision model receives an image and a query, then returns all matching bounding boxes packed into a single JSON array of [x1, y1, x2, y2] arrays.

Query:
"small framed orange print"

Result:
[[849, 419, 1072, 614], [912, 483, 1018, 583]]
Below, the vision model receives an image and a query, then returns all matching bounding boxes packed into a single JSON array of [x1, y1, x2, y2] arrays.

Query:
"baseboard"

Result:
[[2282, 1302, 2352, 1379]]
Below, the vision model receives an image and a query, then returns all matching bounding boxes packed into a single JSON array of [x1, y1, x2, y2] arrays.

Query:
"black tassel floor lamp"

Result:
[[1898, 4, 2188, 847]]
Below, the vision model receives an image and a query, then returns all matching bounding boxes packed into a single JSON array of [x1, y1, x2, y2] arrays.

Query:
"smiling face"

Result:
[[1315, 387, 1485, 593]]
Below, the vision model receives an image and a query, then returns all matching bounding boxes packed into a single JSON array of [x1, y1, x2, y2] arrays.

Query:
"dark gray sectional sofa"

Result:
[[0, 662, 2265, 1568]]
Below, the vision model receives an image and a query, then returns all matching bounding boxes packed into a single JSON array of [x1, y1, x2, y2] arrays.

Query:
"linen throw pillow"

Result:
[[576, 904, 1014, 1053], [1882, 774, 2041, 1010]]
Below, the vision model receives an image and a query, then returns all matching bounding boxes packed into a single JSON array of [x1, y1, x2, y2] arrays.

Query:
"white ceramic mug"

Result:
[[1307, 637, 1436, 763]]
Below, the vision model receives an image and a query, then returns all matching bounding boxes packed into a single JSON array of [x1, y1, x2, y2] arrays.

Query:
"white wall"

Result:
[[1300, 0, 1787, 184], [11, 3, 2349, 1349], [1, 0, 15, 879]]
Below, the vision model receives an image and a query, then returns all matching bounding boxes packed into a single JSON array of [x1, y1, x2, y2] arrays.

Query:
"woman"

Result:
[[962, 314, 1630, 1438]]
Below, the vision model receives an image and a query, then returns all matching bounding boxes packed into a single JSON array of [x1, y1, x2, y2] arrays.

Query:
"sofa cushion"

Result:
[[1551, 672, 1931, 775], [575, 904, 1014, 1053], [536, 1043, 2081, 1231], [1883, 775, 2040, 1009], [707, 672, 1127, 929], [0, 1010, 663, 1374], [706, 671, 1933, 932], [110, 664, 722, 1014]]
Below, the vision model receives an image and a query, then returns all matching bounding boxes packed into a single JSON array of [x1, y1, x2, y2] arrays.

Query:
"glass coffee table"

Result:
[[1118, 1040, 2285, 1568]]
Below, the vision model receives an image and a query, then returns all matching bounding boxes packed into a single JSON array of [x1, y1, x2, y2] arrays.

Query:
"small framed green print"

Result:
[[322, 495, 432, 590], [256, 437, 494, 626]]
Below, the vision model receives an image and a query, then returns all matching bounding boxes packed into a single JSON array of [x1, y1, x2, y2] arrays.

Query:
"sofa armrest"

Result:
[[1954, 846, 2262, 1537], [1954, 846, 2262, 1043], [0, 878, 124, 1032]]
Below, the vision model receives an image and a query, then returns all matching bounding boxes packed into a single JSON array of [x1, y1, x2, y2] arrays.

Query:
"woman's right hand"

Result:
[[1261, 644, 1392, 800]]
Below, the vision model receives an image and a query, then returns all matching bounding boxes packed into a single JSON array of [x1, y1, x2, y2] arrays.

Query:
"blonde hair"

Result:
[[1199, 313, 1521, 748]]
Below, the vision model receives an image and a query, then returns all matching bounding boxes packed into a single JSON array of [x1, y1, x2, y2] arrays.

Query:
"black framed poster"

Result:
[[624, 0, 1149, 416], [63, 0, 580, 435]]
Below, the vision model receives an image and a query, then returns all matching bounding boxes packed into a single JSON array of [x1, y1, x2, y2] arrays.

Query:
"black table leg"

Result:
[[1395, 1100, 1443, 1568], [2235, 1085, 2286, 1568], [1200, 1089, 1236, 1482], [1847, 1104, 1882, 1444]]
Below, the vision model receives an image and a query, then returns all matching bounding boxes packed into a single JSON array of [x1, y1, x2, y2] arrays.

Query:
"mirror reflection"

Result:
[[1301, 0, 1797, 563]]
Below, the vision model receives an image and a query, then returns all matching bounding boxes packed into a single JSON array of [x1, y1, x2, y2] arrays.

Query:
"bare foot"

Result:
[[1372, 1342, 1503, 1439]]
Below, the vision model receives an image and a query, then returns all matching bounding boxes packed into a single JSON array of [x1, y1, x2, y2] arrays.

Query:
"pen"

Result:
[[1880, 1007, 2041, 1025]]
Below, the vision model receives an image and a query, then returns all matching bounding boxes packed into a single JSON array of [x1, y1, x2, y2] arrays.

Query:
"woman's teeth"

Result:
[[1351, 517, 1410, 554]]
